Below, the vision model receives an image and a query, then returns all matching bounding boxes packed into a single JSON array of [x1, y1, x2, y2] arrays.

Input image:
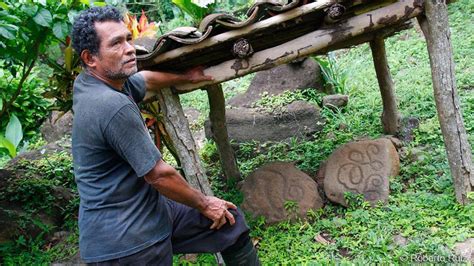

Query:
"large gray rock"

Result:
[[40, 111, 73, 143], [241, 162, 324, 224], [6, 140, 71, 170], [228, 58, 323, 107], [0, 201, 60, 244], [205, 101, 324, 143], [324, 138, 400, 207]]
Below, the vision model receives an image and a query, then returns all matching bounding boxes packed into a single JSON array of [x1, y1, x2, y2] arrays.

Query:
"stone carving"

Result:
[[324, 138, 400, 206], [241, 162, 324, 224], [205, 101, 325, 143], [228, 58, 323, 107]]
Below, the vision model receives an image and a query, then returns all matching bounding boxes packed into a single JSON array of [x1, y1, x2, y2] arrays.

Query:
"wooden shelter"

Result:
[[136, 0, 473, 205]]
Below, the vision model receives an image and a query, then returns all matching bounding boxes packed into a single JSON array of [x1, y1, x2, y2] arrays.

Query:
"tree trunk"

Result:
[[370, 37, 401, 135], [417, 1, 473, 205], [157, 88, 213, 196], [206, 84, 242, 181]]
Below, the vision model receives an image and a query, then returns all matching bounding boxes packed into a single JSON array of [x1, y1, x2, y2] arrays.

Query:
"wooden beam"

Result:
[[206, 84, 242, 181], [315, 21, 413, 55], [156, 88, 213, 196], [173, 0, 424, 92], [370, 36, 401, 135], [417, 2, 473, 205]]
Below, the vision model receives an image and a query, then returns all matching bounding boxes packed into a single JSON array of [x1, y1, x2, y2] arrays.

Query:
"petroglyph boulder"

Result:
[[241, 162, 324, 224], [324, 138, 400, 207], [228, 58, 323, 107]]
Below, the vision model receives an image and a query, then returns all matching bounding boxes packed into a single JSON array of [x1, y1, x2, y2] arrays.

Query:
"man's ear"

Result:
[[81, 49, 98, 68]]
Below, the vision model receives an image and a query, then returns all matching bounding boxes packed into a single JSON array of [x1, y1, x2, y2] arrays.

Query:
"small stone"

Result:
[[454, 238, 474, 263], [393, 234, 408, 247], [322, 94, 349, 110], [397, 117, 420, 143], [181, 254, 198, 263], [241, 162, 324, 224], [40, 111, 73, 143], [338, 123, 348, 131], [324, 138, 400, 207], [387, 137, 402, 149]]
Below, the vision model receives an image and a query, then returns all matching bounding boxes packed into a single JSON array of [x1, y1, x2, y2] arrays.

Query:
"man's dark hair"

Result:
[[72, 6, 123, 59]]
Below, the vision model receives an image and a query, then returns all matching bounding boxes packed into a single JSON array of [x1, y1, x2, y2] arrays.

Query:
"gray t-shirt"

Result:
[[72, 72, 170, 263]]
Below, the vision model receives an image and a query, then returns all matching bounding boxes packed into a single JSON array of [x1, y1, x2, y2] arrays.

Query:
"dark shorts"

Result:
[[88, 197, 249, 265]]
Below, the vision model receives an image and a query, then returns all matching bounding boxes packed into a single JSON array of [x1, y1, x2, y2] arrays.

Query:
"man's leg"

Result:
[[87, 237, 173, 266], [165, 198, 260, 265]]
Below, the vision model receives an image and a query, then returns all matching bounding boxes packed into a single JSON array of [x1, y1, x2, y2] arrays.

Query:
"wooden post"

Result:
[[156, 88, 213, 196], [417, 1, 473, 205], [370, 36, 401, 135], [206, 84, 242, 181]]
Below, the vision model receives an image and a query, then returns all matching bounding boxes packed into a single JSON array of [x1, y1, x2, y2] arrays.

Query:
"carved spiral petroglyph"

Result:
[[336, 144, 386, 197]]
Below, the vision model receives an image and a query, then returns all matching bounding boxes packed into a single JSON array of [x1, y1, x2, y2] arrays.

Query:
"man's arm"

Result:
[[140, 66, 213, 91], [145, 159, 236, 230]]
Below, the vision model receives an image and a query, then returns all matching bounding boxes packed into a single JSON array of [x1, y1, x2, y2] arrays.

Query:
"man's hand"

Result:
[[184, 66, 214, 84], [200, 196, 237, 230], [144, 160, 235, 230]]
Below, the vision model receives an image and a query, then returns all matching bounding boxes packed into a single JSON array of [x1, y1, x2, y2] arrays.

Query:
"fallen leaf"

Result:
[[314, 233, 330, 245]]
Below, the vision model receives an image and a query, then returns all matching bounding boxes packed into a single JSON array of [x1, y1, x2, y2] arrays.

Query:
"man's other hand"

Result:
[[200, 196, 237, 230], [184, 66, 214, 84]]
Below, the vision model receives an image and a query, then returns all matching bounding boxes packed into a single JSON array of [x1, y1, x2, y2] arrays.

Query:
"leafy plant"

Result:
[[43, 36, 81, 113], [314, 52, 348, 94], [172, 0, 218, 25], [284, 200, 299, 215], [253, 89, 323, 113], [0, 114, 24, 158], [0, 68, 53, 134], [0, 0, 90, 119]]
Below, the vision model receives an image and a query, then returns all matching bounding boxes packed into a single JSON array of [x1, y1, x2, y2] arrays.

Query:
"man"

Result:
[[71, 6, 259, 265]]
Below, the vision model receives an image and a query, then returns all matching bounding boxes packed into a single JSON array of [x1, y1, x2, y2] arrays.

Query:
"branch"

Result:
[[0, 38, 42, 120]]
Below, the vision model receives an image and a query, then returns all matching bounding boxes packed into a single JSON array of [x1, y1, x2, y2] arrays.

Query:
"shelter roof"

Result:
[[135, 0, 354, 71]]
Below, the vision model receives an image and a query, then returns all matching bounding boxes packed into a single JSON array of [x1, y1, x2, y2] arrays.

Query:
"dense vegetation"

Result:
[[0, 0, 472, 264]]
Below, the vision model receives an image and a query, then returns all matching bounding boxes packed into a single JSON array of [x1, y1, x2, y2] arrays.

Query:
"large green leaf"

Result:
[[92, 1, 106, 7], [0, 27, 14, 39], [0, 98, 3, 110], [172, 0, 208, 21], [22, 5, 38, 17], [0, 2, 9, 10], [0, 135, 16, 158], [0, 23, 16, 39], [5, 114, 22, 148], [33, 8, 52, 28], [52, 21, 68, 39]]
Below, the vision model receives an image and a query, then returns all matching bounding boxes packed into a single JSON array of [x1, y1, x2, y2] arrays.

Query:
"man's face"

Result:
[[93, 21, 137, 80]]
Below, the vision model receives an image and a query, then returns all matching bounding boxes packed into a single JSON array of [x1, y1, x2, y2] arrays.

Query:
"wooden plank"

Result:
[[370, 37, 401, 135], [172, 0, 424, 92], [206, 84, 242, 181], [417, 2, 473, 205]]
